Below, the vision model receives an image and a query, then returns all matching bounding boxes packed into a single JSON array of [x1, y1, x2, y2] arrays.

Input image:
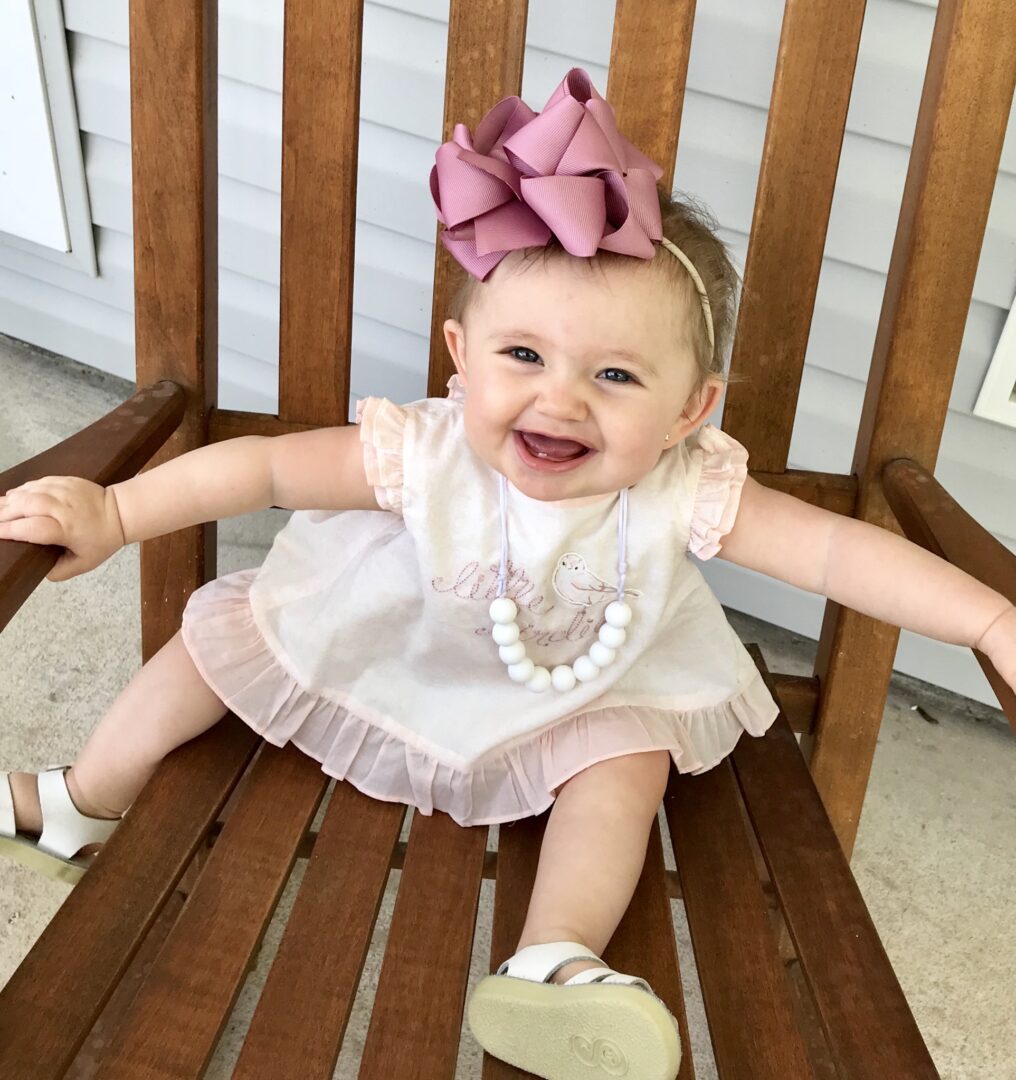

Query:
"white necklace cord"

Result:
[[490, 475, 633, 693]]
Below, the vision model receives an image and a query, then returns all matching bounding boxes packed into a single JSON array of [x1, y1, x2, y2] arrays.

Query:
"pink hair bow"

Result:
[[430, 68, 665, 281]]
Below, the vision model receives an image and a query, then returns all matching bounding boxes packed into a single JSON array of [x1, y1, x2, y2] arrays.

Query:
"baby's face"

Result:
[[444, 251, 722, 502]]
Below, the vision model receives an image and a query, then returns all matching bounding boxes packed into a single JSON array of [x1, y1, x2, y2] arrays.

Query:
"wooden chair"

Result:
[[1, 0, 1014, 1075]]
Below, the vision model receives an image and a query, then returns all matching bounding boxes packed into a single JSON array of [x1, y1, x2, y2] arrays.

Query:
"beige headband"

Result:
[[659, 237, 715, 357]]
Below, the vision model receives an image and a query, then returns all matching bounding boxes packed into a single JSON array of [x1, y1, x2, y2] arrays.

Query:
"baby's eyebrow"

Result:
[[490, 329, 656, 377]]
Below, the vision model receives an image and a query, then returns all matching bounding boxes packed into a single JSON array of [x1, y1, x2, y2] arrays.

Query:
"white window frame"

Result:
[[974, 299, 1016, 428], [0, 0, 97, 276]]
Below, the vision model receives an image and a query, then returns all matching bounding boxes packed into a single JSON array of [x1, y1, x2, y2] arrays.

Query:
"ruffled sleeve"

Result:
[[687, 424, 749, 559], [355, 397, 407, 514]]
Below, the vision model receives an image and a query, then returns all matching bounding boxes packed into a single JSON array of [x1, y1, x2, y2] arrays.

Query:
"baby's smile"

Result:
[[513, 429, 596, 474]]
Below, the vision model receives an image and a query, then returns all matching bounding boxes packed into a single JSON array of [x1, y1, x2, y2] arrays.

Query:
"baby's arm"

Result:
[[716, 476, 1016, 688], [0, 425, 378, 581], [113, 425, 379, 542]]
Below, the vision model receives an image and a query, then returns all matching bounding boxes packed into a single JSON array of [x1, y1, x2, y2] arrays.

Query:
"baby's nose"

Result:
[[535, 377, 588, 421]]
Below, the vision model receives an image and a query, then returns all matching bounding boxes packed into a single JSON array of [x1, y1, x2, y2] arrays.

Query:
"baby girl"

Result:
[[2, 69, 1014, 1080]]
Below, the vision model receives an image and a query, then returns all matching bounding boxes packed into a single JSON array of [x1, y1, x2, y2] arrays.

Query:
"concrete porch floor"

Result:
[[0, 334, 1013, 1078]]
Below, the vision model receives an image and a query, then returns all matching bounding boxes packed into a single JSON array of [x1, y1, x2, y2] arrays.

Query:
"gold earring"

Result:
[[664, 434, 670, 443]]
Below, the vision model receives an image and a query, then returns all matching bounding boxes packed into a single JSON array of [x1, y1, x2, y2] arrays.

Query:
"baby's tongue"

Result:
[[520, 431, 588, 461]]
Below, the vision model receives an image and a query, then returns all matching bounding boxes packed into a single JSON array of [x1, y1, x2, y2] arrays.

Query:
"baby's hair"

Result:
[[448, 187, 745, 390]]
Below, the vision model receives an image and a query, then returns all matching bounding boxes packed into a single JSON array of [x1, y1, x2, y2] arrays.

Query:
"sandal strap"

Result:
[[496, 940, 605, 984], [562, 965, 653, 992], [37, 768, 119, 860], [0, 773, 14, 838]]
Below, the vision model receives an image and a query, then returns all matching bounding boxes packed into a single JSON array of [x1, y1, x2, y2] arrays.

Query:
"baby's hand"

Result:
[[0, 477, 127, 582]]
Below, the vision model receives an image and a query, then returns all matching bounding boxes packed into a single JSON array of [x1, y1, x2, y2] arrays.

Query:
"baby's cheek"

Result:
[[462, 405, 502, 465]]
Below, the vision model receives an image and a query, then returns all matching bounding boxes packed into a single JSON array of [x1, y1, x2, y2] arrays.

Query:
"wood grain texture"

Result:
[[232, 786, 405, 1079], [484, 811, 547, 1080], [883, 458, 1016, 725], [665, 760, 816, 1080], [601, 818, 697, 1080], [0, 717, 258, 1079], [722, 0, 866, 473], [0, 380, 184, 633], [128, 0, 218, 662], [427, 0, 529, 396], [607, 0, 696, 193], [359, 810, 488, 1077], [278, 0, 364, 427], [98, 745, 328, 1079], [733, 646, 940, 1079], [809, 0, 1016, 857], [665, 762, 816, 1078]]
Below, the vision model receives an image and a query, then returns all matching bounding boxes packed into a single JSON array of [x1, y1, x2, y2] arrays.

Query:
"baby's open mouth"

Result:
[[517, 431, 591, 462]]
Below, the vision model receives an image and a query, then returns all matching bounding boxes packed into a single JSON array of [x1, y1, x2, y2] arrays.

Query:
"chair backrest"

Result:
[[126, 0, 1015, 854]]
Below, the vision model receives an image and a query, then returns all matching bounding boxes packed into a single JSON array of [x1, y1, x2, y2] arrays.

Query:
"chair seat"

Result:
[[0, 645, 939, 1079]]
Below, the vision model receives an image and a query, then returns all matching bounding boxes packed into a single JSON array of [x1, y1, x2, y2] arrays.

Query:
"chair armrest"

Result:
[[0, 380, 186, 634], [883, 458, 1016, 724]]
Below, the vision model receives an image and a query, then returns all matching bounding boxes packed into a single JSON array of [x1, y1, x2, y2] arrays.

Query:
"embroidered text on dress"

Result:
[[432, 559, 555, 614], [487, 608, 606, 648]]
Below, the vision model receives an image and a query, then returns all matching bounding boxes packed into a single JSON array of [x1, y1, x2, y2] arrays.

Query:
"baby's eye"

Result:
[[599, 368, 638, 384], [506, 346, 541, 364]]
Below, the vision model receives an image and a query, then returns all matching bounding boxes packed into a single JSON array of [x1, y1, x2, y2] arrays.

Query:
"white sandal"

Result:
[[0, 767, 122, 885], [467, 940, 682, 1080]]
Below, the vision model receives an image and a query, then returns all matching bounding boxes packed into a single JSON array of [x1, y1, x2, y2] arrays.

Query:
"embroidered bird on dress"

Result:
[[552, 553, 641, 608]]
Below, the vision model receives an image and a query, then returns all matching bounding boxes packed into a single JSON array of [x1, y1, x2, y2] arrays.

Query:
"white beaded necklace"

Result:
[[488, 474, 633, 693]]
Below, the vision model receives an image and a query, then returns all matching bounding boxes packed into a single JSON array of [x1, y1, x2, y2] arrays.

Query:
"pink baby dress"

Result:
[[180, 392, 780, 827]]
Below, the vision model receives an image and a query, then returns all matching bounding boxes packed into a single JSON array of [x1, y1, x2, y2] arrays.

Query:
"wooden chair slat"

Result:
[[427, 0, 529, 396], [882, 459, 1016, 609], [733, 648, 940, 1079], [483, 812, 546, 1080], [722, 0, 867, 472], [0, 718, 258, 1080], [129, 0, 218, 659], [769, 673, 819, 735], [278, 0, 364, 427], [98, 745, 328, 1080], [882, 458, 1016, 724], [607, 0, 696, 192], [664, 762, 816, 1078], [210, 408, 319, 442], [0, 382, 185, 634], [809, 0, 1016, 857], [359, 812, 488, 1078], [208, 407, 858, 515], [232, 786, 406, 1080], [602, 818, 697, 1080]]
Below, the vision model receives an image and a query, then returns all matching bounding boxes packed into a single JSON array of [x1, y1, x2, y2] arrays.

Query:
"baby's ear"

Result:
[[680, 377, 723, 429], [443, 319, 468, 386]]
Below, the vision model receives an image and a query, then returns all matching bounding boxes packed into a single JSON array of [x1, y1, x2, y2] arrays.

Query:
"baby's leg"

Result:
[[515, 749, 672, 984], [9, 629, 228, 834]]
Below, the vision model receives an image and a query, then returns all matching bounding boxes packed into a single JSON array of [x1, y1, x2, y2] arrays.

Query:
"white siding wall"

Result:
[[1, 0, 1014, 705]]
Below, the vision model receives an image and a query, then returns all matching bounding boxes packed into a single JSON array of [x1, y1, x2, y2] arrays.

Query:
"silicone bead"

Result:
[[499, 641, 527, 665], [526, 666, 551, 693], [598, 624, 626, 649], [492, 621, 521, 646], [588, 641, 616, 668], [604, 600, 632, 628], [507, 657, 536, 683], [489, 597, 518, 624], [551, 665, 577, 692], [573, 655, 600, 682]]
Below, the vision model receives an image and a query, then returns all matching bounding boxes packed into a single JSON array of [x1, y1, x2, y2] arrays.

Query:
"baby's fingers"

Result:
[[0, 513, 65, 547]]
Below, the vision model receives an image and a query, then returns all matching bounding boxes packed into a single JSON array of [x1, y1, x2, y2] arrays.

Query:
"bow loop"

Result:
[[430, 68, 666, 280]]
